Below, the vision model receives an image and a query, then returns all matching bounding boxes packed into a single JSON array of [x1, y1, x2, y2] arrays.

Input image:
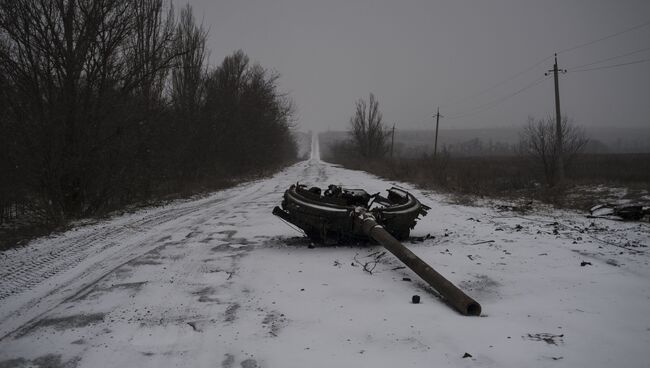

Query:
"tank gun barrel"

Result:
[[355, 210, 481, 316]]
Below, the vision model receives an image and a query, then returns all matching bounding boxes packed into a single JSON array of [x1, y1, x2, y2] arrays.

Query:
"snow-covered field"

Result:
[[1, 136, 649, 368]]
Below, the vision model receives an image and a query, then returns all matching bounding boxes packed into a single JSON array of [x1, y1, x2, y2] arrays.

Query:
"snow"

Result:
[[1, 134, 649, 367]]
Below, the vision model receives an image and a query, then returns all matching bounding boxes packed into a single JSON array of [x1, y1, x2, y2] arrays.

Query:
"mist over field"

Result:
[[320, 126, 650, 158]]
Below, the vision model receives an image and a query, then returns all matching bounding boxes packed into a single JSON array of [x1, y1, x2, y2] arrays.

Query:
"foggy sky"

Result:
[[184, 0, 650, 132]]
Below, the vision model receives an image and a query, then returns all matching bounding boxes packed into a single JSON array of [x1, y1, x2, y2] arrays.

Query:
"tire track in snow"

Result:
[[0, 161, 312, 340], [0, 199, 217, 302]]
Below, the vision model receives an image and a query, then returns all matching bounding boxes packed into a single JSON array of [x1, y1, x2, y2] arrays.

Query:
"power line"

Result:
[[570, 57, 650, 73], [440, 55, 552, 109], [443, 53, 646, 121], [446, 75, 549, 120], [557, 19, 650, 55], [438, 20, 650, 113], [567, 45, 650, 70], [447, 76, 548, 119], [436, 20, 650, 122]]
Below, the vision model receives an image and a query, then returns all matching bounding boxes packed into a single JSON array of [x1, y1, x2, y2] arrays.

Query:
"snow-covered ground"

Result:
[[1, 135, 649, 367]]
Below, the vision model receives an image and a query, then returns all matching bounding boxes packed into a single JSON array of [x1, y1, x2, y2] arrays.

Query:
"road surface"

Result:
[[1, 135, 649, 367]]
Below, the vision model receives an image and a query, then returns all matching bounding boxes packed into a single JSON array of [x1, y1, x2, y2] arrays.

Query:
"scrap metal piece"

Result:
[[589, 203, 649, 221]]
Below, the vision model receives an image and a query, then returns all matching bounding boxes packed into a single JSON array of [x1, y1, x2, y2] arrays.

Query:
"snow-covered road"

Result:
[[1, 136, 649, 367]]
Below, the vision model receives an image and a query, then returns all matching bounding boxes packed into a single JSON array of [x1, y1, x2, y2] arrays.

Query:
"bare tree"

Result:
[[0, 0, 138, 219], [0, 2, 297, 230], [127, 0, 176, 111], [204, 50, 250, 164], [167, 4, 208, 178], [520, 116, 588, 186], [349, 93, 390, 159], [203, 50, 296, 174], [120, 0, 177, 198], [170, 4, 207, 116]]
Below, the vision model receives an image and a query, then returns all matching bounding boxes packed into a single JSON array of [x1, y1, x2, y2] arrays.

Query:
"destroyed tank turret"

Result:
[[273, 184, 429, 242], [273, 184, 482, 316]]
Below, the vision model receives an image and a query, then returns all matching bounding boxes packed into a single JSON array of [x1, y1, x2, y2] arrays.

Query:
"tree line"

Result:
[[0, 0, 296, 226], [330, 93, 587, 187]]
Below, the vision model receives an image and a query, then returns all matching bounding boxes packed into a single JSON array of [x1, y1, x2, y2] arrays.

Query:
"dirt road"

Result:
[[1, 136, 649, 367]]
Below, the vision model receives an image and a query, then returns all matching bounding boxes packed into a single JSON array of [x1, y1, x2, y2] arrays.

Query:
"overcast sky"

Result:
[[184, 0, 650, 132]]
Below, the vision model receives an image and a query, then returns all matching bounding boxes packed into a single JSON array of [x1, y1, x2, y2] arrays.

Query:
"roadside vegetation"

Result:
[[0, 1, 298, 249], [321, 94, 650, 211]]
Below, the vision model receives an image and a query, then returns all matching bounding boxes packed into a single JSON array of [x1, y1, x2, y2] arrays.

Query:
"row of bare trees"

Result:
[[0, 0, 296, 225], [338, 92, 587, 188]]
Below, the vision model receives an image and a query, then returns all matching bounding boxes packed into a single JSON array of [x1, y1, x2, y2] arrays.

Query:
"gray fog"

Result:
[[185, 0, 650, 132]]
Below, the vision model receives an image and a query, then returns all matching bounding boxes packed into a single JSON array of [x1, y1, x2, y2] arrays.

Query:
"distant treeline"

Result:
[[321, 134, 650, 209], [319, 129, 650, 158], [0, 1, 297, 227]]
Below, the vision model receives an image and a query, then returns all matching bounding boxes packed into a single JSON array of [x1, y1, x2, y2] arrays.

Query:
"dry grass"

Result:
[[324, 152, 650, 211]]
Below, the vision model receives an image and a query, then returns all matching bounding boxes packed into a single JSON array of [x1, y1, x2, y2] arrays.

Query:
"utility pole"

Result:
[[390, 123, 396, 158], [546, 54, 567, 184], [433, 108, 443, 158]]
